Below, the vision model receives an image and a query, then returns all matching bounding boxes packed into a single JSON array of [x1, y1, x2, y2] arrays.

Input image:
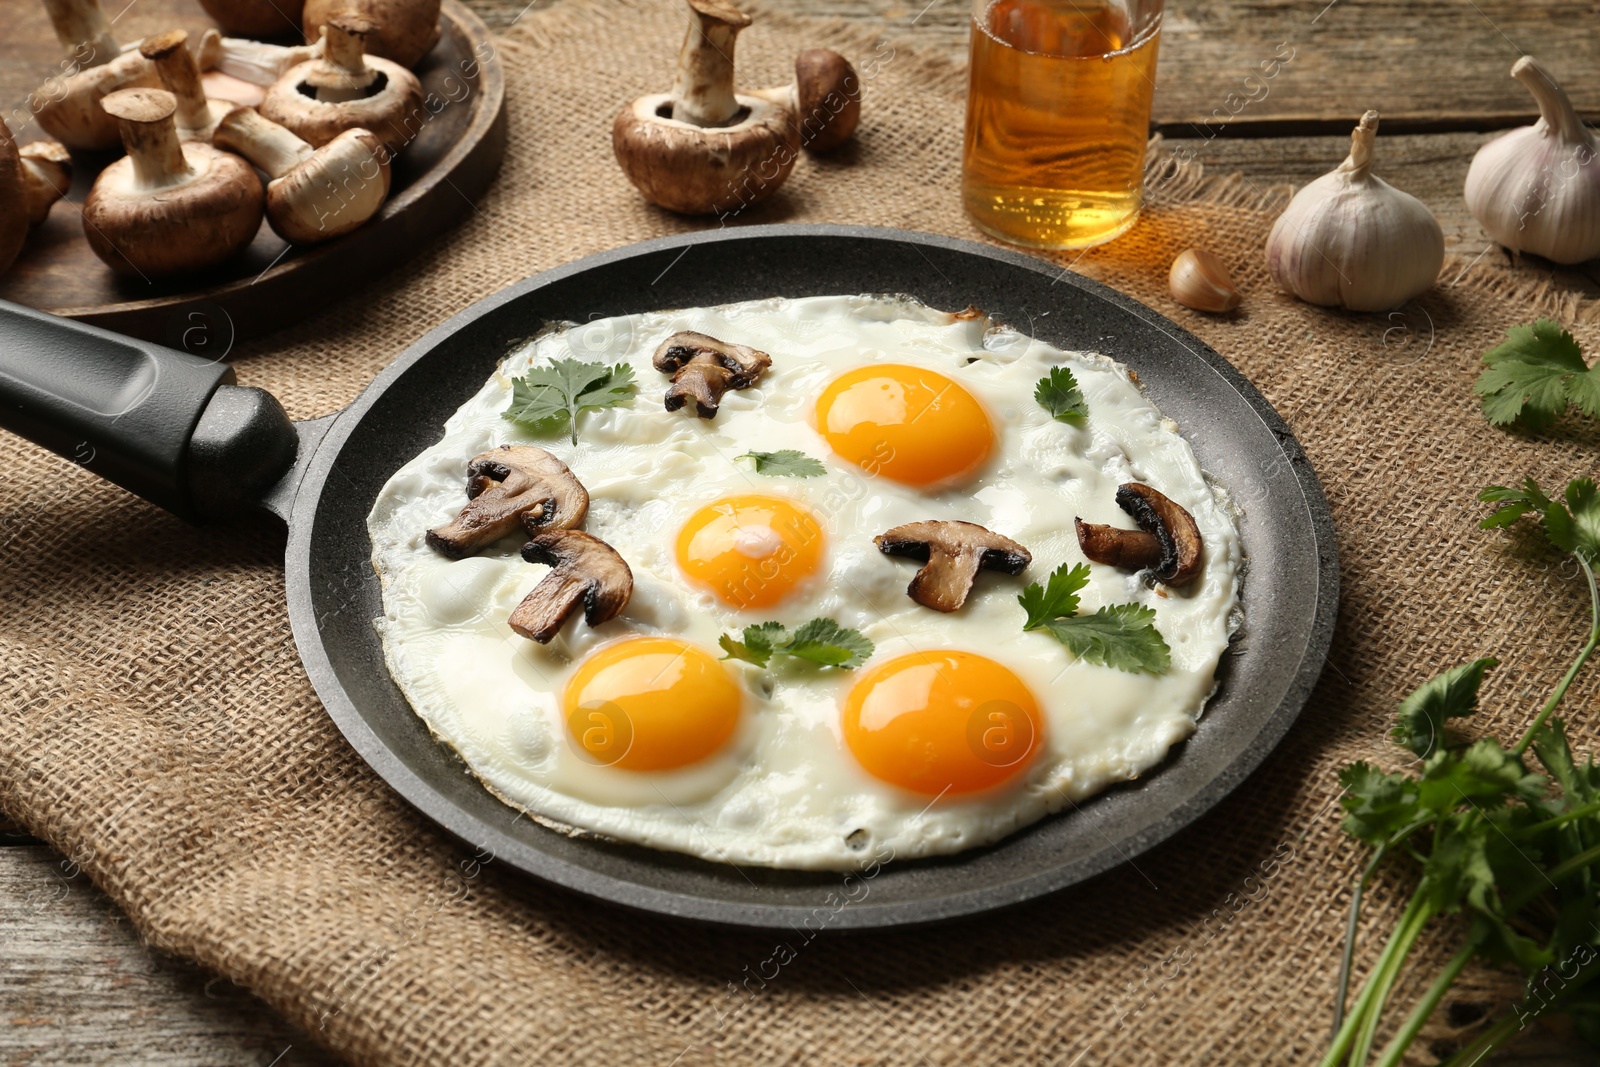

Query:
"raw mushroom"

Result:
[[31, 46, 158, 151], [141, 30, 233, 143], [197, 0, 305, 40], [508, 529, 634, 644], [874, 520, 1032, 613], [652, 331, 772, 418], [214, 106, 391, 244], [19, 142, 72, 226], [197, 29, 323, 89], [81, 88, 265, 278], [302, 0, 442, 70], [612, 0, 801, 215], [0, 120, 29, 275], [426, 445, 589, 558], [41, 0, 123, 68], [751, 48, 862, 153], [260, 15, 426, 157], [1075, 482, 1203, 587]]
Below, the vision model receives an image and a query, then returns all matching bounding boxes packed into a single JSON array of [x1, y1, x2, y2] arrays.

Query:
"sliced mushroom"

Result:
[[82, 88, 265, 278], [18, 142, 71, 228], [260, 15, 425, 157], [31, 47, 158, 151], [612, 0, 800, 215], [1075, 482, 1203, 587], [750, 48, 862, 153], [508, 530, 634, 644], [303, 0, 442, 71], [874, 520, 1032, 613], [141, 30, 233, 143], [425, 445, 589, 558], [214, 106, 391, 244], [652, 331, 772, 418]]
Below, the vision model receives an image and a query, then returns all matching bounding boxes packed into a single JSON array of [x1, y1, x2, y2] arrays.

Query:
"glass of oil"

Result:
[[962, 0, 1163, 250]]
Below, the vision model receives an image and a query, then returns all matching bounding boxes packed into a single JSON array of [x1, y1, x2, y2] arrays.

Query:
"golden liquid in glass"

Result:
[[962, 0, 1161, 249]]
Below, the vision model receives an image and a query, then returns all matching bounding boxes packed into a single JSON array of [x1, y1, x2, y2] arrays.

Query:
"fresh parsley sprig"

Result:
[[738, 450, 827, 478], [1321, 477, 1600, 1067], [1035, 366, 1088, 425], [719, 618, 873, 669], [502, 358, 636, 444], [1476, 319, 1600, 432], [1017, 562, 1170, 675]]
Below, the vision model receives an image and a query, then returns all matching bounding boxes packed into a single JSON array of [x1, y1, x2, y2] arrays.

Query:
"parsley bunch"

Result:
[[1322, 478, 1600, 1067]]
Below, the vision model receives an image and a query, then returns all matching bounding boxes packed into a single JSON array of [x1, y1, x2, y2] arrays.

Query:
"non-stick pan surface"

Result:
[[278, 225, 1337, 929]]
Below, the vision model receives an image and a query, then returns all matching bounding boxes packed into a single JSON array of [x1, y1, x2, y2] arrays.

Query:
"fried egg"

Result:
[[367, 294, 1242, 869]]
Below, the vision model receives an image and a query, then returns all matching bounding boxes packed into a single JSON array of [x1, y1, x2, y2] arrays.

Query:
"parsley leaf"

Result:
[[1475, 320, 1600, 432], [1035, 366, 1088, 425], [1018, 562, 1170, 675], [1479, 477, 1600, 566], [503, 358, 636, 444], [1017, 562, 1090, 629], [738, 450, 827, 478], [719, 618, 872, 669], [1391, 658, 1498, 758]]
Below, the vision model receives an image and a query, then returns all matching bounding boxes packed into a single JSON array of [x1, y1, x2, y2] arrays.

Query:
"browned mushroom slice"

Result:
[[1075, 482, 1203, 587], [425, 445, 589, 558], [508, 530, 634, 643], [874, 520, 1032, 613], [651, 331, 772, 418]]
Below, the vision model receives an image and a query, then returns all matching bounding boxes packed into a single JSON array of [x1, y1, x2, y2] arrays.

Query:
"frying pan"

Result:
[[0, 224, 1337, 930]]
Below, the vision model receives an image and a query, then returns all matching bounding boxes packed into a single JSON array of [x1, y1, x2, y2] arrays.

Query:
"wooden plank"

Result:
[[0, 846, 338, 1065], [461, 0, 1600, 133]]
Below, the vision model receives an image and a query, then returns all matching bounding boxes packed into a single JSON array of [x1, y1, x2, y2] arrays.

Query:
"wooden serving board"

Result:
[[0, 0, 506, 342]]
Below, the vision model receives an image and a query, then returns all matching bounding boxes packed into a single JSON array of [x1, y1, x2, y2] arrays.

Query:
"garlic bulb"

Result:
[[1464, 57, 1600, 265], [1265, 111, 1444, 312], [1169, 248, 1242, 312]]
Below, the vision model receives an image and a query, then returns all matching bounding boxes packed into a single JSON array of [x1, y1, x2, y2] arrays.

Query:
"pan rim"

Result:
[[284, 224, 1338, 930]]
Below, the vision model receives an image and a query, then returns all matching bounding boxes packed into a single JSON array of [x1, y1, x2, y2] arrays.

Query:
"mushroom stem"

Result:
[[214, 105, 313, 178], [103, 89, 193, 192], [140, 30, 218, 139], [671, 0, 751, 127], [19, 142, 72, 226], [313, 17, 380, 102], [42, 0, 122, 68], [197, 29, 323, 86]]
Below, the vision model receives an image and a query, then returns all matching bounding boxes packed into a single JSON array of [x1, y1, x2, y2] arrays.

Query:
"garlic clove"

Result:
[[1464, 57, 1600, 266], [1265, 110, 1444, 312], [1169, 248, 1242, 313]]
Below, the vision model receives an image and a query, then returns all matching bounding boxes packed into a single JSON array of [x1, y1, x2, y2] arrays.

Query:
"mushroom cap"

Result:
[[792, 49, 860, 152], [265, 127, 391, 244], [302, 0, 442, 69], [509, 529, 634, 644], [19, 141, 73, 227], [260, 54, 425, 157], [198, 0, 306, 38], [426, 445, 590, 558], [82, 141, 265, 278], [32, 50, 160, 152], [613, 92, 800, 215], [0, 119, 29, 275]]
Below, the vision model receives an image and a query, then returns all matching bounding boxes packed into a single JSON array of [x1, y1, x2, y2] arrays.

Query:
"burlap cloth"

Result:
[[4, 0, 1600, 1062]]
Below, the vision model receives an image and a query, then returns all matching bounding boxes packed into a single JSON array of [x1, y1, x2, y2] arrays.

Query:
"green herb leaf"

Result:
[[1041, 603, 1171, 675], [503, 358, 636, 444], [719, 618, 872, 670], [1035, 366, 1088, 425], [1391, 658, 1499, 758], [1480, 477, 1600, 566], [1017, 562, 1091, 630], [738, 450, 827, 478], [1475, 320, 1599, 431]]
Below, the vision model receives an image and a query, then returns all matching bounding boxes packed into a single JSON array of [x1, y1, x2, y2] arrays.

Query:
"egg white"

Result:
[[367, 294, 1242, 869]]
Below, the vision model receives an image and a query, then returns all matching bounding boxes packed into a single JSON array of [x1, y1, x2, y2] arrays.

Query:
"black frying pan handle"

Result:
[[0, 300, 298, 522]]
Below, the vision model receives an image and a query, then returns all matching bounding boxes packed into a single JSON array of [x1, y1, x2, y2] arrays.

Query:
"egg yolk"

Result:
[[814, 364, 994, 488], [675, 494, 826, 609], [842, 650, 1043, 796], [563, 637, 742, 772]]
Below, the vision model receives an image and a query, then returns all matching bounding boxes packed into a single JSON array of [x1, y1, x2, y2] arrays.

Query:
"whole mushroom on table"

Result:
[[613, 0, 862, 215]]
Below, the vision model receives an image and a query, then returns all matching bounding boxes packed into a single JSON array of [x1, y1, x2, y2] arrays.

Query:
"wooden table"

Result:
[[4, 0, 1597, 1061]]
